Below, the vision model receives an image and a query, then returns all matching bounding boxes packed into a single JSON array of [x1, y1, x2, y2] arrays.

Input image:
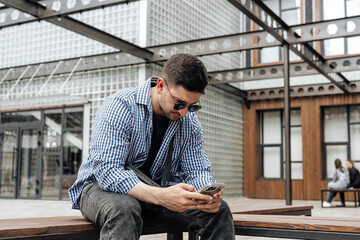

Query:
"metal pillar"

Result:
[[284, 43, 292, 205]]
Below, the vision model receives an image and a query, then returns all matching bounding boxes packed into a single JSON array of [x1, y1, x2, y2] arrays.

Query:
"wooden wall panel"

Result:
[[243, 93, 360, 200]]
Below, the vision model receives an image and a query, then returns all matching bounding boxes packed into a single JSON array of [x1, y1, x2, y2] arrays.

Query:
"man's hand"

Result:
[[156, 183, 214, 212], [128, 182, 214, 212], [196, 190, 223, 213]]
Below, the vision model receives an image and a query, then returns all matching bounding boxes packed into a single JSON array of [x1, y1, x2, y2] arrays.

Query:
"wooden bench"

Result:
[[230, 204, 313, 216], [0, 216, 184, 240], [233, 214, 360, 240], [0, 205, 313, 240], [3, 213, 360, 240], [321, 188, 360, 207]]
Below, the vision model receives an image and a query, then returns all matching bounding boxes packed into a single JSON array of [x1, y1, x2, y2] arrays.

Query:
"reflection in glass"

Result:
[[263, 111, 281, 144], [350, 105, 360, 122], [41, 155, 60, 199], [1, 111, 40, 124], [19, 129, 38, 198], [65, 111, 83, 129], [283, 162, 303, 180], [62, 178, 76, 200], [44, 109, 62, 125], [350, 125, 360, 160], [43, 127, 61, 153], [263, 147, 281, 178], [63, 131, 82, 175], [282, 127, 303, 162], [0, 130, 17, 197], [43, 109, 62, 153], [324, 107, 347, 142], [347, 36, 360, 55]]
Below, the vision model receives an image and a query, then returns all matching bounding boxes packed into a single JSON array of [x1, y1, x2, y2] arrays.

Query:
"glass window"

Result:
[[326, 145, 347, 178], [323, 105, 360, 178], [1, 111, 41, 124], [263, 111, 281, 144], [43, 109, 62, 153], [324, 107, 347, 142], [260, 109, 303, 179], [258, 0, 302, 63], [41, 155, 60, 199], [63, 131, 82, 175], [323, 0, 360, 56], [323, 0, 345, 20], [282, 0, 300, 9], [61, 178, 76, 200], [65, 107, 83, 129], [263, 147, 281, 178]]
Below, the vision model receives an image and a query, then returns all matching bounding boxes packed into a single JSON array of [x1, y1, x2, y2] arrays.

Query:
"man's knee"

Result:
[[105, 193, 142, 220], [219, 200, 232, 216]]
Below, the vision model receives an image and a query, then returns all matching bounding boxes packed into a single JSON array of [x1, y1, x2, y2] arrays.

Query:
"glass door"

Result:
[[0, 125, 41, 199], [18, 127, 40, 198], [0, 129, 18, 198]]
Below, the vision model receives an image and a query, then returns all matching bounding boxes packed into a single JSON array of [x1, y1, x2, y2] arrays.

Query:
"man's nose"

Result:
[[178, 108, 188, 117]]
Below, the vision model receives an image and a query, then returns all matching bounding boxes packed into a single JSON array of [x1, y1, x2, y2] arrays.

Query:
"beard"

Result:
[[159, 103, 181, 121]]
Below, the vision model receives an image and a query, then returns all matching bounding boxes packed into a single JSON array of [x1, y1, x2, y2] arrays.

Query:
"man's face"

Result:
[[158, 78, 202, 121]]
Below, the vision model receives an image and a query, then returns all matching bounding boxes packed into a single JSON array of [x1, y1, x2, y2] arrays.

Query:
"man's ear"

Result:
[[157, 78, 164, 93]]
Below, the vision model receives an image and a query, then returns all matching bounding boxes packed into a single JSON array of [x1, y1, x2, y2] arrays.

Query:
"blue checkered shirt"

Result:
[[68, 78, 215, 209]]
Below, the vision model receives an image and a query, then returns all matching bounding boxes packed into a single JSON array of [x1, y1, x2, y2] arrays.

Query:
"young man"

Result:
[[69, 54, 235, 239]]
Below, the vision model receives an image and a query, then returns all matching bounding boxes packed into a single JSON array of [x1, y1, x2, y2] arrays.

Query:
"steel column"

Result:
[[284, 43, 292, 205]]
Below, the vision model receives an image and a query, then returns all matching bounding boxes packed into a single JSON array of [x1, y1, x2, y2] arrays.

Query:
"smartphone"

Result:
[[199, 182, 226, 196]]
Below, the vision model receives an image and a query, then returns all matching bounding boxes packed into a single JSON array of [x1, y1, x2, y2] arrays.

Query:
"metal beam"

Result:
[[0, 0, 140, 28], [288, 16, 360, 44], [247, 81, 360, 101], [227, 0, 350, 93], [1, 1, 359, 46], [206, 54, 360, 84], [0, 0, 153, 60], [1, 50, 360, 84]]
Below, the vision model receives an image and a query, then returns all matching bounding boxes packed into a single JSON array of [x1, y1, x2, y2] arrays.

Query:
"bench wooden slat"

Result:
[[322, 188, 360, 192], [0, 216, 98, 238], [229, 204, 313, 215], [233, 214, 360, 234]]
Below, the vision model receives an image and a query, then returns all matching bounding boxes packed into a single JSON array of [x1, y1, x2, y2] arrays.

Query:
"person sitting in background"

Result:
[[323, 158, 350, 208], [331, 159, 360, 207], [346, 159, 360, 189]]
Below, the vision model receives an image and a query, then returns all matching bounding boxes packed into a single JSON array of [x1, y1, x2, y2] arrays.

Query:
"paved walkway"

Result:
[[1, 196, 359, 239]]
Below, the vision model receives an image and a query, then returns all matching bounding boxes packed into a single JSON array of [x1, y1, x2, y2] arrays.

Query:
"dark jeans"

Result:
[[79, 182, 235, 240], [327, 191, 345, 204]]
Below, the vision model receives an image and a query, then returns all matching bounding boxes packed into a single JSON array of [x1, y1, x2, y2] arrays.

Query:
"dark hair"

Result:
[[335, 158, 345, 172], [347, 159, 356, 169], [161, 54, 208, 94]]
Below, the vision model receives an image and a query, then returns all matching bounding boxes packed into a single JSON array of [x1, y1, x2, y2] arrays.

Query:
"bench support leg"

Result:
[[188, 232, 199, 240], [167, 232, 183, 240]]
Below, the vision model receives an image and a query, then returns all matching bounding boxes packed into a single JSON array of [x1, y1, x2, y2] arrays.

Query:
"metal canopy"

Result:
[[0, 0, 139, 28], [0, 0, 153, 60], [0, 0, 359, 98], [227, 0, 350, 93]]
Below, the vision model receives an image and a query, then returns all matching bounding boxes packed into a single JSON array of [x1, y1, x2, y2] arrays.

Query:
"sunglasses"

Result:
[[162, 78, 202, 112]]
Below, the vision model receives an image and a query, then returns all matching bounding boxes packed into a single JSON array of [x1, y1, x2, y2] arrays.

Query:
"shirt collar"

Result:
[[136, 77, 153, 107]]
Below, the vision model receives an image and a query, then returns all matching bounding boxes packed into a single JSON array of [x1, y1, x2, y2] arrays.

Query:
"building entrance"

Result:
[[0, 124, 41, 199]]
